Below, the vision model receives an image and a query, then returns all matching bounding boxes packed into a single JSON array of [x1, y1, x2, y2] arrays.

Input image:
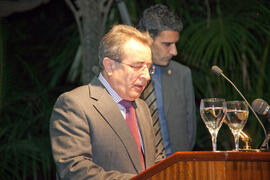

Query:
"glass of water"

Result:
[[226, 101, 249, 151], [200, 98, 227, 151]]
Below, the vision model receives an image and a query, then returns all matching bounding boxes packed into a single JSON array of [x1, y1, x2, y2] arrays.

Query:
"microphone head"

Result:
[[211, 65, 223, 76], [252, 99, 269, 115]]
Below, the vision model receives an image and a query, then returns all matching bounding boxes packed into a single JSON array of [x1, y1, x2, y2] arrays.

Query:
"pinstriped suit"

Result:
[[50, 77, 157, 180]]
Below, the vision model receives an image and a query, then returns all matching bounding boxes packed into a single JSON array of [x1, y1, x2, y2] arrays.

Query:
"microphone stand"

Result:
[[260, 131, 270, 151], [219, 72, 269, 151]]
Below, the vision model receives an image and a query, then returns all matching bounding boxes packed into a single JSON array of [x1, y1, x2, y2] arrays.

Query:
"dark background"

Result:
[[0, 0, 269, 179]]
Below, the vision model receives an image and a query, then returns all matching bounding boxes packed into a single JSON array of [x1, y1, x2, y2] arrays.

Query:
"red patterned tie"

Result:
[[119, 100, 145, 170]]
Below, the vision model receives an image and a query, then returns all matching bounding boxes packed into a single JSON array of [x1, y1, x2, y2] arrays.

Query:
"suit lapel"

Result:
[[89, 78, 143, 173], [161, 65, 174, 116]]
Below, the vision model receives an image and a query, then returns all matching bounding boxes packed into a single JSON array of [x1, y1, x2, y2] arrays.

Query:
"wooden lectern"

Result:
[[132, 151, 270, 180]]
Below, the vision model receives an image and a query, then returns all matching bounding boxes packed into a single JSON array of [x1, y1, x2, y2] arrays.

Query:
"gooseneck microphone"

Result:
[[252, 98, 270, 150], [252, 99, 270, 120], [211, 65, 268, 148]]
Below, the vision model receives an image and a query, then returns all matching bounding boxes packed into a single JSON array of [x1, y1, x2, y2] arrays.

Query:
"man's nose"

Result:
[[141, 66, 151, 81], [170, 44, 178, 56]]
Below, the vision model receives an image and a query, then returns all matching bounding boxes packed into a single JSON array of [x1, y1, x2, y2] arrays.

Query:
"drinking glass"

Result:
[[226, 101, 249, 151], [200, 98, 227, 151]]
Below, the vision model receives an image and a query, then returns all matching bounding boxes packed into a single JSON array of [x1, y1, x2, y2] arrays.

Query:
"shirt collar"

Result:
[[98, 73, 122, 103]]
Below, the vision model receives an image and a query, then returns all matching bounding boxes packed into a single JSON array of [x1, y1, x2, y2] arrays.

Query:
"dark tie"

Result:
[[119, 100, 145, 170], [141, 80, 166, 160]]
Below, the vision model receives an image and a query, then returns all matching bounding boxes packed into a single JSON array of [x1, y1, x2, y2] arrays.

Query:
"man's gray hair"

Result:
[[98, 24, 152, 70]]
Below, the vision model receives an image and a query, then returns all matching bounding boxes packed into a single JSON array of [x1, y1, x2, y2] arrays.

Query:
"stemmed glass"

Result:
[[200, 98, 227, 151], [225, 101, 249, 151]]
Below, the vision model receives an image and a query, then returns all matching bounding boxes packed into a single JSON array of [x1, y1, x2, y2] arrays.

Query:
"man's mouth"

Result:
[[134, 84, 145, 92]]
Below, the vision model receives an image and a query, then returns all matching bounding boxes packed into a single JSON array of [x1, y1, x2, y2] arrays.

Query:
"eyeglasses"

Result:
[[112, 59, 155, 75]]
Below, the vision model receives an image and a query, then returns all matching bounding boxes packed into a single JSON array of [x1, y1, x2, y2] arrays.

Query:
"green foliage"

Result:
[[0, 19, 4, 112], [0, 0, 269, 178], [0, 1, 79, 179], [175, 0, 270, 150]]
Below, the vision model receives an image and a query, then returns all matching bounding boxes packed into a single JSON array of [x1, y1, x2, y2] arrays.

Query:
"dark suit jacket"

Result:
[[50, 77, 157, 180], [160, 60, 196, 152]]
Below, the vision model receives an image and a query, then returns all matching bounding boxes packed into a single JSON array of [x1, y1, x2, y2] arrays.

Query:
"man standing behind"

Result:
[[138, 4, 196, 159], [50, 25, 157, 179]]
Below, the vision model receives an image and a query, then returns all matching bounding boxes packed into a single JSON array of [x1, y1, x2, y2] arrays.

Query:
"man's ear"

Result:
[[103, 57, 114, 75]]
